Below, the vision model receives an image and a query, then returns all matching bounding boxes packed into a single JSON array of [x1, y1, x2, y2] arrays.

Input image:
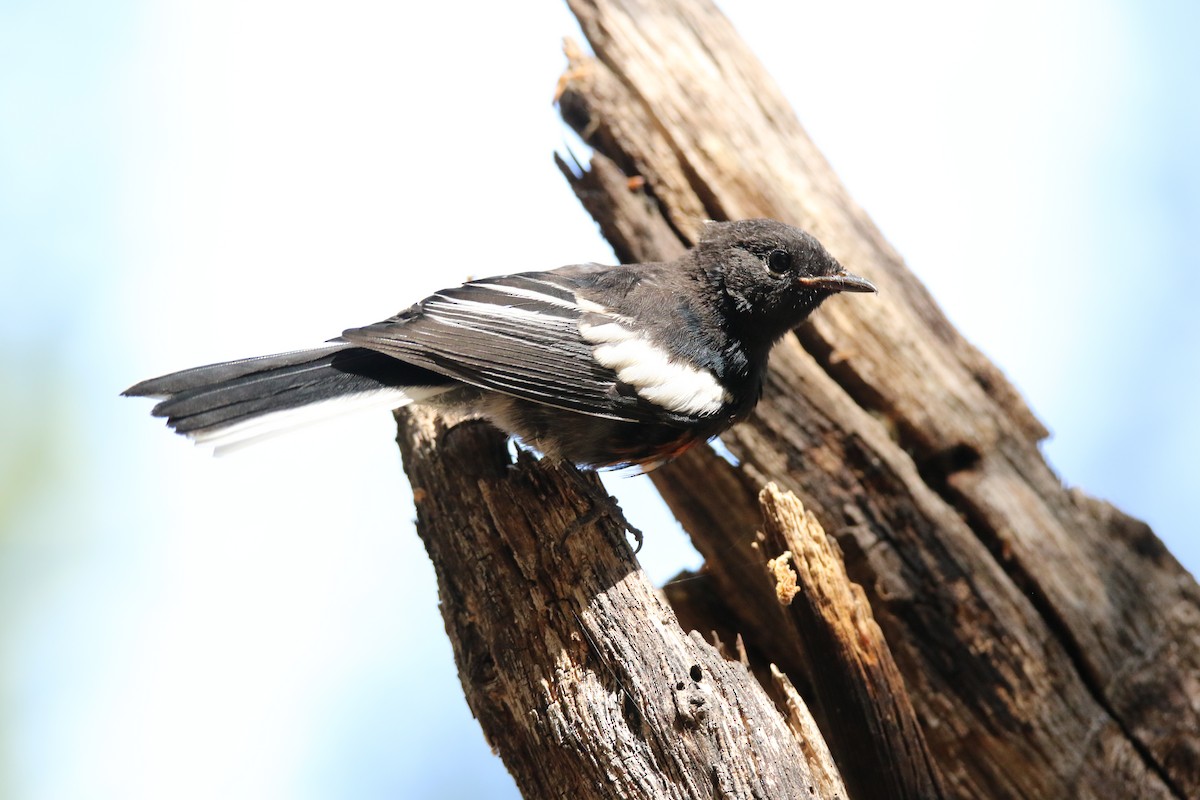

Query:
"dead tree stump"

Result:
[[395, 2, 1200, 798]]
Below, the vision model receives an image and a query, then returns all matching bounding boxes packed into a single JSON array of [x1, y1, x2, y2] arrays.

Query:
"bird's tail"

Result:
[[123, 344, 453, 453]]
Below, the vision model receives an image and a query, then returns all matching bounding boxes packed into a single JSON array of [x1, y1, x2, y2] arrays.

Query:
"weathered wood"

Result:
[[555, 0, 1200, 797], [659, 477, 947, 800], [395, 407, 847, 800], [757, 483, 946, 800]]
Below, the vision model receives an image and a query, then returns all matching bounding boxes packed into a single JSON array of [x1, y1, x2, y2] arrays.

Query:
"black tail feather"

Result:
[[124, 345, 451, 440]]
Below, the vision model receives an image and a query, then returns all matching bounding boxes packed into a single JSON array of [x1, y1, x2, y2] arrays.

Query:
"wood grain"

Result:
[[395, 407, 847, 799], [555, 1, 1200, 797]]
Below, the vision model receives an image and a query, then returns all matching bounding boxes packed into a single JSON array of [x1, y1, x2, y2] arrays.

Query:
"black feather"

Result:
[[341, 272, 672, 423], [124, 346, 449, 436]]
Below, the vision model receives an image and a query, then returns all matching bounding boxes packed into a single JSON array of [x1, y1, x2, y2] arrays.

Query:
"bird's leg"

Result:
[[560, 464, 645, 554]]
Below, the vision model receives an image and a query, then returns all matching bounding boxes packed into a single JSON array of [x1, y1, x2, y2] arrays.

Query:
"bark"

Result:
[[756, 483, 946, 799], [392, 1, 1200, 798], [395, 408, 847, 799]]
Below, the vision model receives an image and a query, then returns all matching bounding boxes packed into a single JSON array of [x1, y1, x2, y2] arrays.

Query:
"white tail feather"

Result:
[[193, 385, 452, 455]]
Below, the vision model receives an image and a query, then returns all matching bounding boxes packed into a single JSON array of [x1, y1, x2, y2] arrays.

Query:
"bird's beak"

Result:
[[797, 272, 877, 293]]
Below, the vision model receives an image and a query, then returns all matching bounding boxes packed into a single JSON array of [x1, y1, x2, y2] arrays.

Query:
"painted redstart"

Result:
[[124, 219, 875, 469]]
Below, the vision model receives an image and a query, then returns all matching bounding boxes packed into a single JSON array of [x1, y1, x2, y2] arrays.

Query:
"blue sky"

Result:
[[1, 1, 1196, 798]]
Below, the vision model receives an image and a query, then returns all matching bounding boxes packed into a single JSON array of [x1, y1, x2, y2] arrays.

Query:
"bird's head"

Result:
[[696, 219, 875, 343]]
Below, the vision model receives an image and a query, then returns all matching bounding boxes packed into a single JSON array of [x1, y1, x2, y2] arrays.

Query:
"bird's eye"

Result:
[[766, 249, 791, 273]]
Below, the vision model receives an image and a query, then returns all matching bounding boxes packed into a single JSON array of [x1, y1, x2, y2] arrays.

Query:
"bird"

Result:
[[124, 219, 875, 469]]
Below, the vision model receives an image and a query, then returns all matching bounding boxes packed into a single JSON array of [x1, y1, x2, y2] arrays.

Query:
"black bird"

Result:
[[124, 219, 875, 469]]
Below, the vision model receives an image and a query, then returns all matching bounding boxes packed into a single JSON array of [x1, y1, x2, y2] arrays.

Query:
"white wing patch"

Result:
[[579, 320, 730, 416], [576, 297, 611, 315]]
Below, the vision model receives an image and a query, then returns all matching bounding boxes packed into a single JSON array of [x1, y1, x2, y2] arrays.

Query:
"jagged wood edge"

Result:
[[557, 1, 1200, 797]]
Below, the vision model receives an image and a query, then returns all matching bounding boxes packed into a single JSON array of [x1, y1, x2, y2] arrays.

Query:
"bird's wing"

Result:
[[341, 270, 704, 424]]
